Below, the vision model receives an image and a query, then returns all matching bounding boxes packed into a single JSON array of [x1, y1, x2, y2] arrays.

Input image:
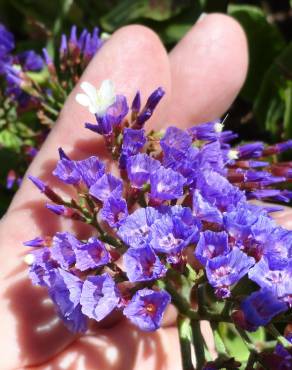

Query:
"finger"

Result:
[[271, 206, 292, 229], [167, 13, 248, 128], [0, 25, 171, 369], [8, 25, 171, 215]]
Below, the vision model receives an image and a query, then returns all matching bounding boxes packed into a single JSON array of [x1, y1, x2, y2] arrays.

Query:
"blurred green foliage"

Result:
[[0, 0, 291, 215]]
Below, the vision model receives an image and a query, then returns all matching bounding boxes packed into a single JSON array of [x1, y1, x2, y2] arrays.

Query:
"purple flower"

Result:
[[28, 247, 55, 286], [123, 245, 166, 282], [100, 196, 128, 227], [75, 238, 110, 271], [197, 170, 245, 212], [122, 128, 146, 156], [86, 95, 129, 136], [264, 228, 292, 266], [48, 268, 87, 332], [123, 288, 171, 331], [105, 94, 129, 126], [53, 158, 80, 185], [89, 174, 123, 202], [136, 87, 165, 126], [74, 156, 105, 187], [206, 248, 255, 298], [51, 232, 80, 269], [126, 153, 161, 188], [195, 141, 225, 175], [80, 273, 120, 321], [240, 288, 287, 331], [53, 155, 105, 187], [160, 126, 192, 159], [223, 205, 262, 241], [150, 166, 186, 201], [187, 120, 223, 142], [118, 207, 161, 248], [248, 258, 292, 305], [17, 50, 43, 71], [150, 213, 199, 254], [0, 23, 14, 58], [192, 189, 223, 224], [120, 128, 146, 169], [195, 231, 230, 266]]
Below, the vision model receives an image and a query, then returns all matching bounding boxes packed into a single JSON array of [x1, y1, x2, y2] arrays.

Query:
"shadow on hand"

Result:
[[4, 276, 169, 370]]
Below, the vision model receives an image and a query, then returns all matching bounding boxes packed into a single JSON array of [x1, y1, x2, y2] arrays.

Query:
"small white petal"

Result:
[[24, 253, 35, 266], [97, 79, 116, 113], [80, 81, 98, 101], [214, 122, 224, 133], [76, 93, 90, 107], [228, 150, 239, 160]]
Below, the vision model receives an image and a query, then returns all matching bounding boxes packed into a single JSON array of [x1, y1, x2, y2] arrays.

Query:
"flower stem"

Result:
[[267, 324, 291, 348], [177, 315, 194, 370], [191, 320, 206, 370], [245, 350, 257, 370], [211, 322, 227, 356]]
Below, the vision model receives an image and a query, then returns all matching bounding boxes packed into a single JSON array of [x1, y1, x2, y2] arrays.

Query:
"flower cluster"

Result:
[[25, 80, 291, 351], [0, 24, 108, 190]]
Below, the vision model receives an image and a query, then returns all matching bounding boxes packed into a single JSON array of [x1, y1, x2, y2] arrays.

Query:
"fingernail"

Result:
[[197, 13, 207, 23]]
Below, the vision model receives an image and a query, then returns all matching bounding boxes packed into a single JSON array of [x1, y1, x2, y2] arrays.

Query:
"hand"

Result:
[[0, 14, 251, 369]]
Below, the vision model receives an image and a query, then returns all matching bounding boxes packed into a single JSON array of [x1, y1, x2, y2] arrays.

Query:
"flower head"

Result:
[[123, 288, 171, 331], [239, 288, 287, 331], [123, 245, 166, 282], [80, 273, 120, 321], [206, 248, 255, 298]]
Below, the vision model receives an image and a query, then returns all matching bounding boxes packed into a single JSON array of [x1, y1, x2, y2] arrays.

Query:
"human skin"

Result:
[[0, 13, 287, 370]]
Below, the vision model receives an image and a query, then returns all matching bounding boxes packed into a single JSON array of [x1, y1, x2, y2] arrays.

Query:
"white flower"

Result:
[[214, 121, 224, 133], [227, 149, 239, 160], [23, 253, 35, 266], [75, 79, 116, 115]]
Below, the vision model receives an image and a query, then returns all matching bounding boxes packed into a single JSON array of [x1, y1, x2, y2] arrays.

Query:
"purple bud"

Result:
[[131, 91, 141, 114], [60, 34, 68, 56], [23, 237, 45, 247], [58, 147, 70, 160], [136, 87, 165, 126], [6, 170, 16, 189], [42, 48, 52, 66], [28, 175, 46, 192], [46, 203, 66, 215], [69, 25, 78, 49]]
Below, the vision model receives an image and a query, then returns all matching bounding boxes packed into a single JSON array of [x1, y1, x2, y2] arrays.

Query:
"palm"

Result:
[[0, 14, 257, 369]]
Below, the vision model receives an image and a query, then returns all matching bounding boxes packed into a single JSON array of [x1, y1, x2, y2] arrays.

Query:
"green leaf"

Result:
[[219, 323, 249, 362], [283, 82, 292, 139], [0, 129, 22, 152], [254, 43, 292, 139], [100, 0, 189, 32], [228, 4, 286, 102]]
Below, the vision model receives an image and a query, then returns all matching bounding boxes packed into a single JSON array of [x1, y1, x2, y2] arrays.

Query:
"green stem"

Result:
[[191, 320, 206, 370], [245, 350, 257, 370], [177, 316, 194, 370], [236, 328, 257, 352], [267, 324, 291, 348], [211, 322, 227, 356]]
